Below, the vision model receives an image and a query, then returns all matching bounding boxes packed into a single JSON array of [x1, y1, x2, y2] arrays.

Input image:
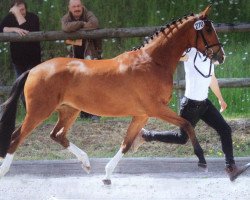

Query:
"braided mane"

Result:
[[132, 13, 195, 51]]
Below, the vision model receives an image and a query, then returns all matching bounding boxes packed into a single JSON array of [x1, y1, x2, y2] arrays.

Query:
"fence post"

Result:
[[176, 62, 185, 113], [0, 95, 4, 114], [0, 75, 2, 112]]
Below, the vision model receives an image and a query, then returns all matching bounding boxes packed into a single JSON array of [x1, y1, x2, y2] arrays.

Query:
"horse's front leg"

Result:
[[103, 115, 148, 185], [154, 106, 207, 169]]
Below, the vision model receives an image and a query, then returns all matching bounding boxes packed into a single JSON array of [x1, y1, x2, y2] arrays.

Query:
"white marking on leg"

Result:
[[67, 142, 91, 173], [105, 148, 124, 180], [0, 153, 14, 177]]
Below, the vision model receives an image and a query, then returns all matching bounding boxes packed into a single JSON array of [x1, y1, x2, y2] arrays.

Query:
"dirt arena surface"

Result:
[[1, 174, 250, 200], [1, 119, 249, 199], [1, 158, 250, 200]]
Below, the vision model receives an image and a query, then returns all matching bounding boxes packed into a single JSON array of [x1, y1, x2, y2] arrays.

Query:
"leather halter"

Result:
[[194, 20, 223, 78]]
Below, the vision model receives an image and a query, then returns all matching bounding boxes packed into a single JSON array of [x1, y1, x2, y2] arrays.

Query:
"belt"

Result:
[[184, 97, 207, 106]]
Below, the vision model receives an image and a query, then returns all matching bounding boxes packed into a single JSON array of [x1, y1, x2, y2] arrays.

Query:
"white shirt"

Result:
[[184, 48, 214, 101]]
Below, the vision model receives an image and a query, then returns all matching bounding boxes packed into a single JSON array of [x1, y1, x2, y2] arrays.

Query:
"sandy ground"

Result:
[[0, 174, 250, 200], [0, 157, 250, 200]]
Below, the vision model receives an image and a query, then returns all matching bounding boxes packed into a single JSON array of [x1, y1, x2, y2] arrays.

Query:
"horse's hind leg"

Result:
[[50, 105, 91, 173], [103, 115, 148, 185], [0, 126, 21, 177], [0, 113, 49, 177]]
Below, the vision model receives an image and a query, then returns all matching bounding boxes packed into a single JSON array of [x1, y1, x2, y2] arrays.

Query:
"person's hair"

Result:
[[10, 0, 27, 9]]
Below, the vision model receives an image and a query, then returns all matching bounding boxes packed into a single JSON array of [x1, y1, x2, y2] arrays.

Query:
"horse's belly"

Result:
[[63, 89, 144, 117]]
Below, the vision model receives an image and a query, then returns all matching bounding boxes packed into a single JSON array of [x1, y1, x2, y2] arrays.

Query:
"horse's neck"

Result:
[[145, 21, 193, 74]]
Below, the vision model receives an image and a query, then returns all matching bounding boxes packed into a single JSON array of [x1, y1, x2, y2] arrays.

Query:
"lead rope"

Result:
[[193, 50, 212, 78], [193, 29, 212, 78]]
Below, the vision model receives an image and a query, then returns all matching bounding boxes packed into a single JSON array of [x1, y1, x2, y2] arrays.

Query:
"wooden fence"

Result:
[[0, 23, 250, 107], [0, 23, 250, 42]]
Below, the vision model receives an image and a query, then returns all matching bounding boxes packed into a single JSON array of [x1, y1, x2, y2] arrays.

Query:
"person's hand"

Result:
[[9, 4, 26, 25], [219, 99, 227, 113], [9, 4, 21, 16], [13, 27, 29, 36]]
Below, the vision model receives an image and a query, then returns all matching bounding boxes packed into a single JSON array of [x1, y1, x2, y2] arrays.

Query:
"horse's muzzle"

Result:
[[214, 54, 226, 65], [211, 48, 226, 65]]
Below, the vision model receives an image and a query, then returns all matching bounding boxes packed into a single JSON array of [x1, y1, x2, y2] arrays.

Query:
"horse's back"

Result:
[[23, 57, 136, 115]]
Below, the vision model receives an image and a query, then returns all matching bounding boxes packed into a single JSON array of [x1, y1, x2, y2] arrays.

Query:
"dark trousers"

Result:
[[143, 97, 234, 165]]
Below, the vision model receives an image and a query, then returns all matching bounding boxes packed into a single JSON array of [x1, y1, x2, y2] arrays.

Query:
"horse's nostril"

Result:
[[220, 55, 225, 64]]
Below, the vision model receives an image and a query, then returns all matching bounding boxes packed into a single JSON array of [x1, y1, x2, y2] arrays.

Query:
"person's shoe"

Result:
[[225, 163, 250, 181], [130, 128, 147, 153]]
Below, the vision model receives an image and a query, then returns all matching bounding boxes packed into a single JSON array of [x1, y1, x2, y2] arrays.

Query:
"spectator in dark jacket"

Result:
[[0, 0, 41, 107]]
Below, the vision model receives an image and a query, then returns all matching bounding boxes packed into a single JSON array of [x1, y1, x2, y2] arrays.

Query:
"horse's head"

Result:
[[189, 5, 225, 64]]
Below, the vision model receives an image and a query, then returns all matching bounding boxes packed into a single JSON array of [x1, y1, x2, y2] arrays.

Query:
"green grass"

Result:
[[0, 0, 249, 117], [13, 118, 250, 160]]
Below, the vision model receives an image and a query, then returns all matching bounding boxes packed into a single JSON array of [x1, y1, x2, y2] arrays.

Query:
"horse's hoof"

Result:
[[0, 167, 8, 177], [102, 179, 112, 185], [82, 164, 91, 174], [198, 162, 208, 172]]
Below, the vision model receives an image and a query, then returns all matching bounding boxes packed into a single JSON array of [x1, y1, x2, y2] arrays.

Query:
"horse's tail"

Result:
[[0, 70, 30, 158]]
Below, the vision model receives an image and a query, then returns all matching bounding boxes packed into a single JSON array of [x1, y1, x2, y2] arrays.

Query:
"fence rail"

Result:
[[0, 23, 249, 42], [174, 78, 250, 89]]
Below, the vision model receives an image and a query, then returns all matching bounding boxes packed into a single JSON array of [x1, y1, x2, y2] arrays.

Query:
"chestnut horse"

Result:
[[0, 6, 224, 184]]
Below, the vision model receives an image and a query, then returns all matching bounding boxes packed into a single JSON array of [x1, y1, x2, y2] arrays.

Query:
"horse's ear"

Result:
[[200, 5, 212, 18]]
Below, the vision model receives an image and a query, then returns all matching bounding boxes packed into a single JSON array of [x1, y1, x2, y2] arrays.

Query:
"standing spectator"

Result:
[[131, 48, 250, 181], [61, 0, 102, 121], [0, 0, 41, 107]]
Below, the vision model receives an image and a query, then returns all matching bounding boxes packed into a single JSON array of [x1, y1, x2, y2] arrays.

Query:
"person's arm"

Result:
[[210, 74, 227, 112], [3, 27, 28, 36], [0, 14, 28, 36], [19, 13, 40, 32], [61, 11, 99, 32], [83, 11, 99, 29], [61, 14, 85, 32], [9, 4, 26, 25]]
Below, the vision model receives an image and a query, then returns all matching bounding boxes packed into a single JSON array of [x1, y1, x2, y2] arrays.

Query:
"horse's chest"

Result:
[[155, 84, 173, 101]]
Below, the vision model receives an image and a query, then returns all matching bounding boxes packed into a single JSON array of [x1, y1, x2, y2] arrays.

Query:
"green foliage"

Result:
[[0, 0, 249, 117]]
